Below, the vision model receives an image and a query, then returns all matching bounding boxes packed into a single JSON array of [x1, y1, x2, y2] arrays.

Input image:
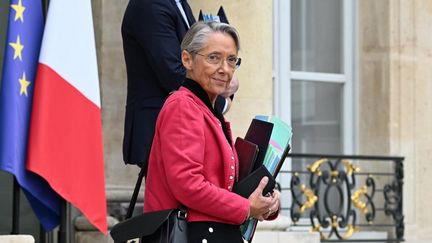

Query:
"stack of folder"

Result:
[[110, 116, 291, 243], [233, 116, 292, 242], [199, 6, 230, 24]]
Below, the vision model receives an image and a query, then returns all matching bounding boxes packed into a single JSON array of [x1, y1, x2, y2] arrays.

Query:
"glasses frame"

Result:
[[195, 52, 241, 69]]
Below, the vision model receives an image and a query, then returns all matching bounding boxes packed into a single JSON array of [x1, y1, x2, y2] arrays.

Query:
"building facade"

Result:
[[1, 0, 432, 242]]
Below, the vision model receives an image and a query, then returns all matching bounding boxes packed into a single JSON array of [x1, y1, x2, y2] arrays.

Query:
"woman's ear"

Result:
[[182, 50, 193, 70]]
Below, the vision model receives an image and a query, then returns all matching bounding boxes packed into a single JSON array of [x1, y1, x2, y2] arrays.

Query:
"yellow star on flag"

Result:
[[19, 72, 31, 96], [9, 35, 24, 61], [11, 0, 26, 23]]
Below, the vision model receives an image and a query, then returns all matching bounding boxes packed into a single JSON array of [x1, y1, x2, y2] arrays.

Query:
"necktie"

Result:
[[175, 0, 190, 28]]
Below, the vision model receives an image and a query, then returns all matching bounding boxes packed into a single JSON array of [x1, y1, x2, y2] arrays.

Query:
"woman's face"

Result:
[[183, 32, 238, 103]]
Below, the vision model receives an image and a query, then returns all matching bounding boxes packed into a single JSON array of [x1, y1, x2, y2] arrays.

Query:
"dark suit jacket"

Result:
[[121, 0, 195, 172]]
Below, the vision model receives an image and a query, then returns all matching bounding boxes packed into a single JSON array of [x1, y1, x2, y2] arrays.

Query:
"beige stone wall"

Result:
[[358, 0, 391, 155], [91, 0, 432, 241], [190, 0, 274, 138], [94, 0, 432, 241], [93, 0, 141, 197], [359, 0, 432, 241], [411, 2, 432, 240]]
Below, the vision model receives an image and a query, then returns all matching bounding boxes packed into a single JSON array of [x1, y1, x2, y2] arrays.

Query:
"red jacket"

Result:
[[144, 87, 250, 225]]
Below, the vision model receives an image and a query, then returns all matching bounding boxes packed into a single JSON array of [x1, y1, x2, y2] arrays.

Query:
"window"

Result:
[[273, 0, 355, 216]]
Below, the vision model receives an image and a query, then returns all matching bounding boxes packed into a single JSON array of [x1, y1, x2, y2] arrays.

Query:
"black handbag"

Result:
[[110, 157, 188, 243], [110, 207, 188, 243]]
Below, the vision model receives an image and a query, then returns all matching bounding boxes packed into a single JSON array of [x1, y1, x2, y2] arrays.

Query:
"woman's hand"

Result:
[[263, 190, 280, 219], [247, 177, 273, 221]]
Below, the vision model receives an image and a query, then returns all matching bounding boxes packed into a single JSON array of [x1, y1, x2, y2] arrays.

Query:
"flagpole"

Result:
[[39, 2, 50, 243], [42, 0, 49, 17], [39, 225, 46, 243], [58, 199, 67, 243], [11, 177, 20, 234]]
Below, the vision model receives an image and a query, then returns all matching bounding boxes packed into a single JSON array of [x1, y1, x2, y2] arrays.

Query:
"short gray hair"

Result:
[[181, 21, 240, 56]]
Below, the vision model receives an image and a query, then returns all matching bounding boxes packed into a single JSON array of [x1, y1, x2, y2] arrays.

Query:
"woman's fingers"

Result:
[[248, 177, 273, 218]]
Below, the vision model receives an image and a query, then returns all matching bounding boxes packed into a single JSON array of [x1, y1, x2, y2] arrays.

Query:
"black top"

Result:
[[182, 78, 232, 146]]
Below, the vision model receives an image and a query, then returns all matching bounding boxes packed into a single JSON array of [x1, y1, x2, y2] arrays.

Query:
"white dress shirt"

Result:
[[175, 0, 190, 28]]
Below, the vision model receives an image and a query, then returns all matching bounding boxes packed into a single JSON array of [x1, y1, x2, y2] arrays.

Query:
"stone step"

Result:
[[0, 235, 35, 243], [253, 231, 320, 243]]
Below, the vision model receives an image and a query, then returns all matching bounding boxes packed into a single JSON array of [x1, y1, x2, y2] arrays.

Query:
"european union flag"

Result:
[[0, 0, 60, 231]]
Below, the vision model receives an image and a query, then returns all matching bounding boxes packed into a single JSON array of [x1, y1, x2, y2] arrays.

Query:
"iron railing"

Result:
[[279, 153, 404, 242]]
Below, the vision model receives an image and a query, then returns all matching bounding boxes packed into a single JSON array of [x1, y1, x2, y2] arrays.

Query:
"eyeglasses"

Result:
[[195, 52, 241, 69]]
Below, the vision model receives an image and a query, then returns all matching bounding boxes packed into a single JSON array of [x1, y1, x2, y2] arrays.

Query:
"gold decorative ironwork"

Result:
[[312, 224, 329, 240], [307, 158, 328, 176], [351, 185, 368, 214], [289, 155, 399, 241], [342, 224, 356, 240], [308, 159, 359, 180], [311, 224, 321, 233], [330, 170, 339, 177], [299, 184, 318, 213], [331, 215, 339, 228], [331, 216, 356, 240], [311, 224, 328, 240], [341, 159, 360, 176], [311, 216, 357, 240]]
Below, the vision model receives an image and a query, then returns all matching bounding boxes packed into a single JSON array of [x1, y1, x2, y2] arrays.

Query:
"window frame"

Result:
[[273, 0, 357, 218], [273, 0, 356, 155]]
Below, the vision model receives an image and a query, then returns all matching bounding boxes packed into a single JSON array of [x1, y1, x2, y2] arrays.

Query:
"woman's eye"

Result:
[[208, 54, 220, 61], [228, 57, 237, 63]]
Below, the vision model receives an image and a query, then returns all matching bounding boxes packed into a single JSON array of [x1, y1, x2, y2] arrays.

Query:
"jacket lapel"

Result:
[[181, 0, 196, 26], [171, 0, 195, 30]]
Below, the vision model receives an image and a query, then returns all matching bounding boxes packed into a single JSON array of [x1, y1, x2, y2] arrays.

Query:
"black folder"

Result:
[[216, 6, 229, 24], [198, 6, 229, 24], [232, 165, 275, 198], [273, 144, 291, 178], [244, 119, 274, 172], [235, 137, 259, 181]]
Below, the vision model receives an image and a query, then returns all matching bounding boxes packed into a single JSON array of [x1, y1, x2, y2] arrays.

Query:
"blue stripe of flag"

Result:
[[0, 0, 60, 231]]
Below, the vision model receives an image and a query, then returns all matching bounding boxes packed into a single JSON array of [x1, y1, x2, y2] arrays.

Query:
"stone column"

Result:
[[359, 0, 432, 242], [92, 0, 143, 203]]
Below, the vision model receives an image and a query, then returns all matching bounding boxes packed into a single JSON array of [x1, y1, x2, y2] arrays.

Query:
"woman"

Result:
[[144, 21, 280, 243]]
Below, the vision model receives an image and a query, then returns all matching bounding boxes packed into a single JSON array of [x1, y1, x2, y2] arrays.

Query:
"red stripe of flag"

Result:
[[27, 63, 107, 233]]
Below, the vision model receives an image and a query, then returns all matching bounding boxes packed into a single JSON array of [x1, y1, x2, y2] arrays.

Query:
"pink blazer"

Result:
[[144, 87, 250, 225]]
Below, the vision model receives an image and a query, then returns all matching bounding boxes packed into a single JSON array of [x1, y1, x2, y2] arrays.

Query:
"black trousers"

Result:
[[187, 221, 243, 243]]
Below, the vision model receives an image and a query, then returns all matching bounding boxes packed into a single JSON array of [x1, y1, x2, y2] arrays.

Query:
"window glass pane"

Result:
[[291, 0, 343, 73], [291, 80, 343, 161]]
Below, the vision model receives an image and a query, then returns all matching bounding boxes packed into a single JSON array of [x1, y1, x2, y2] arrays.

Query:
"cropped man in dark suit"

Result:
[[121, 0, 237, 175]]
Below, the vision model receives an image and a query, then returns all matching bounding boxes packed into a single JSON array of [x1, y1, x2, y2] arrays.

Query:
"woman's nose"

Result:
[[217, 59, 231, 73]]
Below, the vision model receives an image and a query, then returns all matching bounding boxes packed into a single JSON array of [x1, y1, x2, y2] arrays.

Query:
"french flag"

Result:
[[27, 0, 107, 234]]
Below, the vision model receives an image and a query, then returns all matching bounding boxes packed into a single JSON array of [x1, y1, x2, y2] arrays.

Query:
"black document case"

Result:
[[235, 137, 259, 181], [244, 119, 274, 172], [232, 165, 275, 198]]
